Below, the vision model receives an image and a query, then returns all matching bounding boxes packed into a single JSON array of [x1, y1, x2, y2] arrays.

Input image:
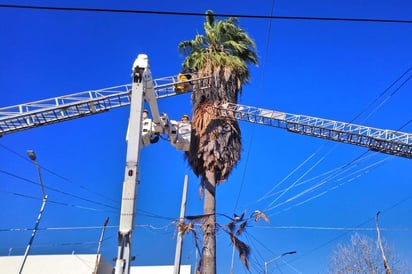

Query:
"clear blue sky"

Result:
[[1, 1, 411, 273]]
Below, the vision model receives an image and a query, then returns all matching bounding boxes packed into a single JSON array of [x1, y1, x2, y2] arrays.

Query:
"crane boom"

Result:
[[0, 75, 209, 136], [215, 102, 412, 159], [1, 82, 411, 159]]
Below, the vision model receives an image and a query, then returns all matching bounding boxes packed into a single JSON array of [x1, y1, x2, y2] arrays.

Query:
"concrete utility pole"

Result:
[[376, 211, 391, 274], [19, 150, 48, 274], [174, 175, 189, 274]]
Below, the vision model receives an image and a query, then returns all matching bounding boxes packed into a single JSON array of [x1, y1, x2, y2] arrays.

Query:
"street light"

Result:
[[264, 251, 297, 274], [26, 150, 46, 198], [18, 150, 48, 274]]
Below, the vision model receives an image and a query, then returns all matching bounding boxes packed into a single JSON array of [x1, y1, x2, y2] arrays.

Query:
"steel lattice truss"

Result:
[[215, 103, 412, 159], [1, 76, 411, 159], [0, 75, 210, 136]]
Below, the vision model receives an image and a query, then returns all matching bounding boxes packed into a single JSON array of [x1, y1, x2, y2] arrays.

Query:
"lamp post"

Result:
[[18, 150, 48, 274], [264, 251, 296, 274]]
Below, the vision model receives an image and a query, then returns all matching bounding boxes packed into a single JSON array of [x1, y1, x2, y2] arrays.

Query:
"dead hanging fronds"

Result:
[[213, 101, 237, 121], [224, 210, 246, 235], [228, 221, 236, 234], [191, 103, 216, 136], [188, 209, 269, 273], [192, 101, 238, 137], [254, 210, 270, 223], [230, 232, 250, 270], [237, 221, 248, 236], [221, 209, 270, 270], [178, 222, 195, 236], [220, 211, 251, 270], [176, 219, 202, 273]]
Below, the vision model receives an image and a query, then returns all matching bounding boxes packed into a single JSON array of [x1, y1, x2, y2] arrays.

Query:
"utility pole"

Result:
[[173, 175, 189, 274], [376, 211, 391, 274], [19, 150, 48, 274]]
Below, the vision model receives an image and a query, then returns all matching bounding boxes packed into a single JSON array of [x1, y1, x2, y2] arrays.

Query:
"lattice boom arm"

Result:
[[0, 85, 132, 136], [0, 75, 212, 136], [216, 103, 412, 159]]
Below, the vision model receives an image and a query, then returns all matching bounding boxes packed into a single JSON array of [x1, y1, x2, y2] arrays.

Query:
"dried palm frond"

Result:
[[236, 221, 248, 236], [202, 118, 242, 183], [180, 220, 201, 273], [254, 210, 270, 223], [191, 103, 216, 136], [179, 222, 195, 236], [229, 232, 250, 270], [227, 221, 235, 233]]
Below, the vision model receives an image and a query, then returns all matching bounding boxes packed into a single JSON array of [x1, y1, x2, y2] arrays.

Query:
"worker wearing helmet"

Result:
[[173, 114, 190, 128], [142, 109, 149, 120], [181, 114, 190, 123]]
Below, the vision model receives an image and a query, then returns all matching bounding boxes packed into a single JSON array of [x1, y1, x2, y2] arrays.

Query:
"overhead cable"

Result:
[[0, 168, 119, 210], [233, 0, 277, 213], [1, 4, 412, 24], [0, 144, 119, 205]]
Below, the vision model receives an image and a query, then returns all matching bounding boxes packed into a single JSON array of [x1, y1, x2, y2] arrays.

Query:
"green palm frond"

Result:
[[179, 10, 258, 78]]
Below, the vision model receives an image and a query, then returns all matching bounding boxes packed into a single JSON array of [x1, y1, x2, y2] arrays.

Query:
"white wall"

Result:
[[0, 254, 113, 274], [130, 265, 191, 274], [0, 255, 192, 274]]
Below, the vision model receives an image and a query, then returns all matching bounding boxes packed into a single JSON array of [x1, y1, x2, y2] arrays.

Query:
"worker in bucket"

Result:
[[181, 114, 190, 124]]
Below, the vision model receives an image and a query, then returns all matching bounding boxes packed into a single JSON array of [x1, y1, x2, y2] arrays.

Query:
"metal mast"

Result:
[[114, 54, 148, 274]]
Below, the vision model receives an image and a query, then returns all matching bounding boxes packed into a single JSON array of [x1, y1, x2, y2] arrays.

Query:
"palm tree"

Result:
[[178, 10, 258, 274]]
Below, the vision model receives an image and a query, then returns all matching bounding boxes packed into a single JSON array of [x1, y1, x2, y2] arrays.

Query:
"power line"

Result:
[[233, 0, 277, 213], [0, 186, 176, 221], [266, 154, 391, 215], [0, 189, 117, 213], [351, 66, 412, 124], [276, 195, 412, 268], [0, 144, 119, 205], [257, 63, 412, 215], [0, 168, 119, 210], [252, 225, 411, 232], [361, 74, 412, 124], [1, 4, 412, 24], [0, 223, 171, 232], [258, 147, 322, 203]]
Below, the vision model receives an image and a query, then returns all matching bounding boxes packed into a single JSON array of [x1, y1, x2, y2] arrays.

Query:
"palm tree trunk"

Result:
[[202, 169, 216, 274]]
